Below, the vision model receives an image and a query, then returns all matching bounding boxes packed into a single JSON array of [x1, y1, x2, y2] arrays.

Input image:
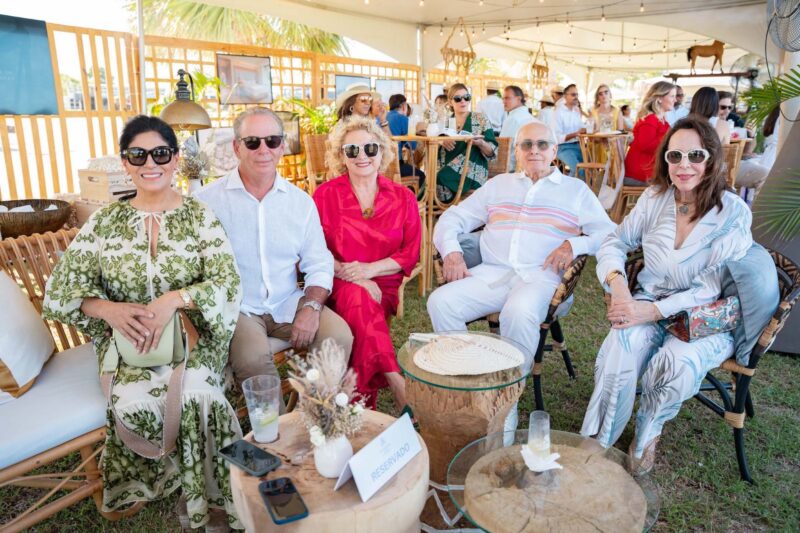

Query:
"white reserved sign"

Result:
[[334, 413, 421, 502]]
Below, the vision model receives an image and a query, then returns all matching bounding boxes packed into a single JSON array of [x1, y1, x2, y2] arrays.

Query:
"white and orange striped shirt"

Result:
[[434, 168, 615, 283]]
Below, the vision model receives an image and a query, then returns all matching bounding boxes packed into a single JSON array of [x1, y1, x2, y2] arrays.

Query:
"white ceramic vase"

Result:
[[314, 435, 353, 478], [187, 179, 203, 194]]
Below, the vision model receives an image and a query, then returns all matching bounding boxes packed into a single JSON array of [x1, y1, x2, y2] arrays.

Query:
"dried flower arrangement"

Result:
[[288, 339, 365, 447], [178, 151, 210, 181]]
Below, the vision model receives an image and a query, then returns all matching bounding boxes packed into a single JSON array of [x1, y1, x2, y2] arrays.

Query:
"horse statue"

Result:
[[687, 40, 725, 74]]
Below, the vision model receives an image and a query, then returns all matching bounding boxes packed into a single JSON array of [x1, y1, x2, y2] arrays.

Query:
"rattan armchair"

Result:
[[434, 253, 589, 411], [623, 248, 800, 482]]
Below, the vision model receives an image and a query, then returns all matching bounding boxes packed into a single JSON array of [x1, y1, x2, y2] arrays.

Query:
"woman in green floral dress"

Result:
[[43, 116, 243, 531]]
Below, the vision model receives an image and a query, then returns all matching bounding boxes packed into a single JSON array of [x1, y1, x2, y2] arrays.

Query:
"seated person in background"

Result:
[[621, 104, 635, 131], [718, 91, 746, 128], [623, 81, 676, 186], [665, 85, 689, 126], [477, 83, 505, 135], [537, 93, 556, 125], [547, 83, 586, 177], [736, 106, 781, 197], [590, 84, 625, 132], [500, 85, 538, 172], [437, 83, 498, 201], [197, 107, 353, 395], [428, 121, 615, 437], [386, 93, 426, 190], [313, 116, 421, 409], [44, 115, 243, 530], [689, 87, 731, 144], [581, 116, 753, 475]]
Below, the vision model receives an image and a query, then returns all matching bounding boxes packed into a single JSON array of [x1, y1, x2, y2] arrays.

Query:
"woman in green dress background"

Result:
[[43, 116, 243, 531], [437, 83, 498, 201]]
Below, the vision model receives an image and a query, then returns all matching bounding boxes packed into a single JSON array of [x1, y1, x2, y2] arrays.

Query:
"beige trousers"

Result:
[[229, 305, 354, 389]]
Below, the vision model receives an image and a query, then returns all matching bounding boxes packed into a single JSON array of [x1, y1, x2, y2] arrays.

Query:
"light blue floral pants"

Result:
[[580, 322, 733, 457]]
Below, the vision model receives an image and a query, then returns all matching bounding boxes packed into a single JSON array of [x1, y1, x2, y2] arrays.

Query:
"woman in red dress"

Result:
[[624, 81, 676, 185], [313, 116, 421, 409]]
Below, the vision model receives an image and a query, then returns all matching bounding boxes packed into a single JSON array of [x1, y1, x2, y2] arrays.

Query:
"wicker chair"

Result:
[[303, 133, 330, 194], [487, 137, 512, 178], [434, 253, 589, 411], [722, 142, 744, 190], [622, 248, 800, 482]]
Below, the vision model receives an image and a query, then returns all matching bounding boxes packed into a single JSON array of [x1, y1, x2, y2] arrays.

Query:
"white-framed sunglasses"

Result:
[[664, 148, 710, 165]]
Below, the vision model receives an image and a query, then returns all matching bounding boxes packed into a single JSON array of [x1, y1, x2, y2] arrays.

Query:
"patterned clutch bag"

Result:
[[659, 296, 742, 342]]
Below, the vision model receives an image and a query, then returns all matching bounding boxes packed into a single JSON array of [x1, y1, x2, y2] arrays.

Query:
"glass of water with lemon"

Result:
[[242, 375, 281, 443]]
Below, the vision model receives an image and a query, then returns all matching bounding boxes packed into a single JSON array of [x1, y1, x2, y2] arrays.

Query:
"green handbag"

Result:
[[101, 311, 198, 459]]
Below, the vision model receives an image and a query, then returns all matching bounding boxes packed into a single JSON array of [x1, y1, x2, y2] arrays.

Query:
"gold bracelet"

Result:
[[605, 270, 625, 285]]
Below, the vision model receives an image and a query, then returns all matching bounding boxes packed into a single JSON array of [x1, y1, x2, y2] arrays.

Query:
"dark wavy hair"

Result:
[[504, 85, 526, 105], [119, 115, 178, 153], [651, 115, 729, 222], [689, 87, 719, 119]]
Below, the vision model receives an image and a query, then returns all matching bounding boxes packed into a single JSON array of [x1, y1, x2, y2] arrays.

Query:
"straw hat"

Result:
[[411, 333, 525, 376], [335, 83, 379, 115], [540, 94, 555, 104]]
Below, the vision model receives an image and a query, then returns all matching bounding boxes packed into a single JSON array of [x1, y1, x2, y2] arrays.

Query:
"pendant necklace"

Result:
[[677, 203, 690, 216]]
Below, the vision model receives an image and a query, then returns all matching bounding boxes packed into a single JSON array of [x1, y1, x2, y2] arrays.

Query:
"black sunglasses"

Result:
[[719, 105, 734, 111], [239, 135, 284, 150], [664, 148, 710, 165], [452, 94, 472, 103], [121, 146, 175, 166], [343, 143, 380, 158], [516, 139, 553, 152]]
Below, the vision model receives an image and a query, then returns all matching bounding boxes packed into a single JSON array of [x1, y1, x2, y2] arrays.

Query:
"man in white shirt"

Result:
[[427, 121, 614, 438], [665, 85, 688, 126], [477, 84, 505, 134], [500, 85, 538, 172], [536, 93, 556, 125], [196, 107, 353, 390], [546, 84, 586, 177], [428, 120, 614, 379]]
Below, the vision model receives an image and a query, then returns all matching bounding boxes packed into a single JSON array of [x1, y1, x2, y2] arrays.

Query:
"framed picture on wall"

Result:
[[275, 111, 301, 156], [375, 79, 405, 103], [216, 54, 273, 105], [335, 75, 370, 98]]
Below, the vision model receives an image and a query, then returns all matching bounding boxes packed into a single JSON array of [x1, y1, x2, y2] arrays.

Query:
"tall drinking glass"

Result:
[[527, 411, 551, 459], [242, 375, 280, 443]]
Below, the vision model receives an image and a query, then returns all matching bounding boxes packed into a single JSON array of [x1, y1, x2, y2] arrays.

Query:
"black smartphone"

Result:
[[217, 440, 280, 477], [259, 478, 309, 524]]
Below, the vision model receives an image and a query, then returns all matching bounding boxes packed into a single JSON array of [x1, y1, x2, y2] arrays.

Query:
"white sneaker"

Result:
[[503, 402, 519, 447]]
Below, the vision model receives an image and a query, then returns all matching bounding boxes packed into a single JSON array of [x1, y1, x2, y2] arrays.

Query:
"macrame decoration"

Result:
[[530, 42, 550, 90], [441, 17, 476, 82]]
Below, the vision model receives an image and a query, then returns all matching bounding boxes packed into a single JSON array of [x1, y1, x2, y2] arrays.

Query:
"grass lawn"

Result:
[[2, 264, 799, 532]]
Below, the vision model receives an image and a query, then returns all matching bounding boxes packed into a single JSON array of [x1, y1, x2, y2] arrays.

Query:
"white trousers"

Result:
[[580, 322, 733, 457], [426, 264, 559, 359]]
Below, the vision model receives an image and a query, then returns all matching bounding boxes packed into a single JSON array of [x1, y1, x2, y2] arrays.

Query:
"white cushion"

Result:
[[0, 271, 55, 405], [0, 343, 106, 469]]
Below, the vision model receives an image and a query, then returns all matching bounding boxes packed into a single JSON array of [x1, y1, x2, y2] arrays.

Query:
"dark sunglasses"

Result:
[[516, 139, 553, 152], [239, 135, 284, 150], [343, 143, 380, 158], [121, 146, 175, 166], [719, 105, 734, 110], [664, 148, 710, 165], [452, 94, 472, 103]]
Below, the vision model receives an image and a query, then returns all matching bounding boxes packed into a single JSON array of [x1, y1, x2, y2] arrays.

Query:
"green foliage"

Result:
[[126, 0, 348, 55], [282, 97, 337, 135], [754, 169, 800, 241], [742, 66, 800, 127]]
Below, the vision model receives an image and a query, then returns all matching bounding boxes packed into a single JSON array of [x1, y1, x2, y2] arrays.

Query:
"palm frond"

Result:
[[753, 169, 800, 242], [742, 66, 800, 127]]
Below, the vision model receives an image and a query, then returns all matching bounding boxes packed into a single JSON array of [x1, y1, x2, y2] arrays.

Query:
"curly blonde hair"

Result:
[[324, 116, 395, 176]]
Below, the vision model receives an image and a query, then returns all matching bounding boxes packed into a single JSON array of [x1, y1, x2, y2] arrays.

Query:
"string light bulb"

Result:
[[601, 5, 606, 22], [640, 1, 644, 12], [439, 24, 443, 36], [364, 0, 369, 4], [632, 37, 637, 49], [662, 40, 667, 52], [479, 0, 484, 5], [601, 32, 605, 43], [419, 0, 424, 5], [460, 26, 464, 36], [471, 26, 476, 37], [536, 19, 541, 34], [482, 23, 486, 34], [568, 25, 573, 37]]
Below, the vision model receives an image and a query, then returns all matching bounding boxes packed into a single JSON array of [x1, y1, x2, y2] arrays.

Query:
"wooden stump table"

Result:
[[397, 332, 533, 483], [230, 410, 429, 532]]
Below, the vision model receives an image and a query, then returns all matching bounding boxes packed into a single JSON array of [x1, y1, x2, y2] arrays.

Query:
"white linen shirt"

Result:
[[548, 102, 585, 144], [477, 95, 505, 132], [499, 106, 538, 172], [665, 105, 689, 126], [195, 169, 333, 322], [434, 168, 616, 284]]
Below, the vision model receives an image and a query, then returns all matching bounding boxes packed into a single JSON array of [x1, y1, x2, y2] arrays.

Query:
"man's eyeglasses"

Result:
[[452, 94, 472, 103], [239, 135, 284, 150], [343, 143, 380, 158], [516, 139, 554, 152], [719, 105, 734, 111], [121, 146, 176, 166], [664, 148, 710, 165]]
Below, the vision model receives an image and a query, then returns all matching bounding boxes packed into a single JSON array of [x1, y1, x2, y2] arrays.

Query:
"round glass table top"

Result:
[[397, 331, 534, 392], [447, 430, 660, 532]]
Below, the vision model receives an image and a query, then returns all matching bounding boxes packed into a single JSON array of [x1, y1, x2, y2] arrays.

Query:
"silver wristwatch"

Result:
[[178, 289, 192, 309], [301, 300, 322, 313]]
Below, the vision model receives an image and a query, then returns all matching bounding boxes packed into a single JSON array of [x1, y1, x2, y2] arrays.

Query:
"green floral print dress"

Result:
[[43, 198, 243, 529]]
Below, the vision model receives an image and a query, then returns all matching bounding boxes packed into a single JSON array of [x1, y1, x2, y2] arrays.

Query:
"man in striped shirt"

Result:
[[428, 121, 614, 426]]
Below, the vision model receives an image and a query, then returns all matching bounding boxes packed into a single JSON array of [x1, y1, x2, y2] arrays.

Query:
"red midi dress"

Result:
[[313, 175, 421, 407]]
